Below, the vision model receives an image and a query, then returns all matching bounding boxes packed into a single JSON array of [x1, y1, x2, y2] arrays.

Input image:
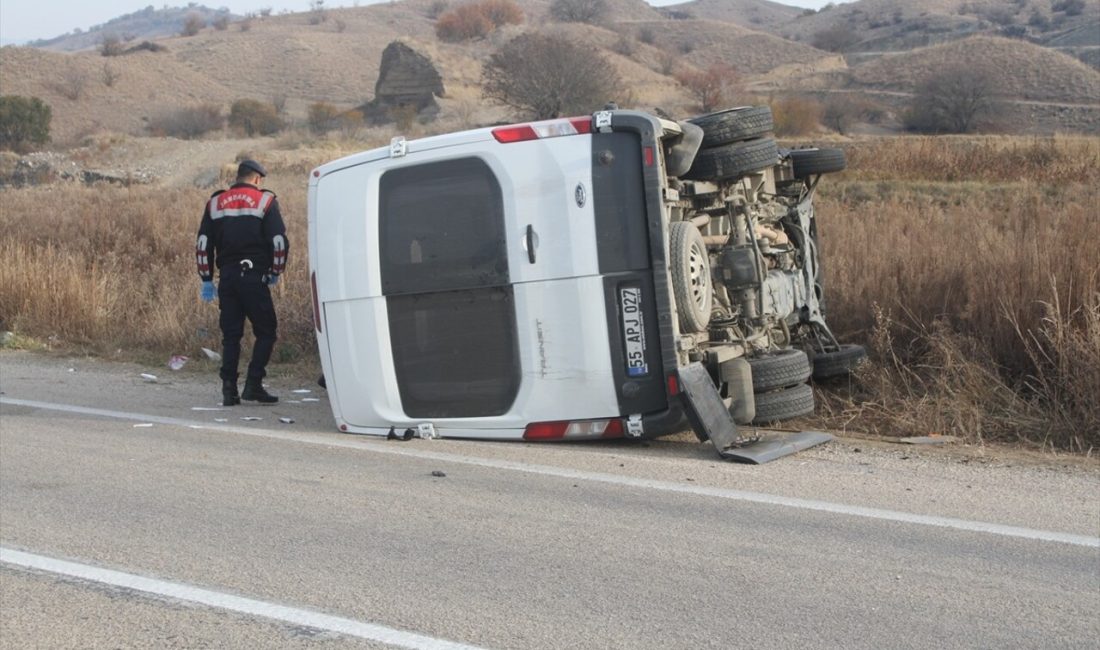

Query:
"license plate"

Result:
[[619, 286, 648, 377]]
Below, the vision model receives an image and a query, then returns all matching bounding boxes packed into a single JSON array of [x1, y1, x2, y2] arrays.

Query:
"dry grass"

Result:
[[811, 135, 1100, 451], [0, 185, 314, 366]]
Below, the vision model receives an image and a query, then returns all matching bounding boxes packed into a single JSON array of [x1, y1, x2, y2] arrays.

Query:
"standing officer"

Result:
[[196, 159, 288, 405]]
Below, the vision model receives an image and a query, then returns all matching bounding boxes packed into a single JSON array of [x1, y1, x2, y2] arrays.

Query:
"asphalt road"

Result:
[[1, 352, 1098, 649]]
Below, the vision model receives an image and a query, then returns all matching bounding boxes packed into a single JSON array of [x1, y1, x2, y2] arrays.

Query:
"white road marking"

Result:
[[0, 548, 484, 650], [3, 397, 1099, 549]]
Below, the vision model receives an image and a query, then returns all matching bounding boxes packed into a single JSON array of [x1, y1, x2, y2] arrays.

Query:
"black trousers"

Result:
[[218, 269, 278, 383]]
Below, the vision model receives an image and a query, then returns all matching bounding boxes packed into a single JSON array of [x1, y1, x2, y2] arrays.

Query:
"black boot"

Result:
[[222, 380, 240, 406], [242, 379, 278, 403]]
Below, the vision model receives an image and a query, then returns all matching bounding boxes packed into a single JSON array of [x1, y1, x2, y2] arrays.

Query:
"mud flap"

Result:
[[677, 363, 832, 464]]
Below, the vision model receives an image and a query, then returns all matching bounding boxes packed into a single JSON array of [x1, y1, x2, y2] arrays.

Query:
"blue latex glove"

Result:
[[200, 281, 216, 303], [266, 274, 279, 287]]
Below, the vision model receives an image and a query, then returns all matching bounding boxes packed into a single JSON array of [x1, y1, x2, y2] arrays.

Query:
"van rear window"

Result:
[[379, 157, 519, 418], [388, 288, 519, 418], [379, 158, 507, 295]]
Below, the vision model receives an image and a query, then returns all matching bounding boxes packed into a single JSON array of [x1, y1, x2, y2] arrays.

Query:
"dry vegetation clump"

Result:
[[841, 135, 1100, 184], [434, 0, 522, 42], [0, 185, 314, 366], [812, 135, 1100, 451]]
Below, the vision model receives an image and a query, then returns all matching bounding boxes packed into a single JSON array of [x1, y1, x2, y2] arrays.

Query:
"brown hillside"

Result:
[[850, 35, 1100, 104], [1, 1, 829, 143], [624, 19, 834, 75], [772, 0, 1100, 53], [657, 0, 802, 30], [0, 46, 228, 143]]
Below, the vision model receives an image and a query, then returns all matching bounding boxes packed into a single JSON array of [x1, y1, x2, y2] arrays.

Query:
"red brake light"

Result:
[[523, 421, 569, 440], [667, 373, 679, 396], [523, 418, 625, 440], [493, 116, 593, 144], [492, 125, 538, 143]]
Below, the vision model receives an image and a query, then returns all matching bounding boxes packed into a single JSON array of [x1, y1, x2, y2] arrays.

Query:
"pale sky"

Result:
[[0, 0, 855, 45]]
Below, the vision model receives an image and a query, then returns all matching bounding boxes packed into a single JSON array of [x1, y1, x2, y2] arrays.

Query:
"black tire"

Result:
[[810, 343, 867, 380], [688, 106, 774, 148], [670, 221, 712, 333], [748, 348, 812, 392], [685, 138, 779, 182], [789, 147, 847, 178], [751, 383, 815, 425]]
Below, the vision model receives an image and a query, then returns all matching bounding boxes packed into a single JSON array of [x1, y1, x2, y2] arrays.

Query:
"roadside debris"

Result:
[[201, 347, 221, 361], [132, 423, 153, 428], [431, 470, 446, 478], [278, 417, 295, 424], [301, 398, 320, 403], [214, 418, 228, 423], [898, 435, 958, 445], [140, 373, 157, 383], [387, 427, 414, 441], [292, 389, 311, 394], [240, 416, 262, 421], [168, 355, 189, 371]]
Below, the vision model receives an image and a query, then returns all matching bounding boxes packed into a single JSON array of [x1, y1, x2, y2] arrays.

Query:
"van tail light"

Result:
[[493, 117, 593, 143], [524, 418, 625, 440], [667, 373, 679, 396], [310, 271, 322, 333]]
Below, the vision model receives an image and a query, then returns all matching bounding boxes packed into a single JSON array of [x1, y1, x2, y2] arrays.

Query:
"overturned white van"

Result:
[[308, 108, 861, 449]]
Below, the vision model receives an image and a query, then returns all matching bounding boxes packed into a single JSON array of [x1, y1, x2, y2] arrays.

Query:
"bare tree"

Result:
[[101, 63, 121, 87], [51, 66, 88, 101], [548, 0, 607, 24], [822, 94, 859, 135], [811, 23, 859, 52], [676, 63, 740, 113], [309, 0, 327, 24], [181, 13, 204, 36], [904, 66, 1001, 134], [100, 33, 124, 56], [482, 33, 622, 120]]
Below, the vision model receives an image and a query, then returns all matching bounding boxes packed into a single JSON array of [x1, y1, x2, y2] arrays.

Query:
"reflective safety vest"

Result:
[[208, 186, 275, 220]]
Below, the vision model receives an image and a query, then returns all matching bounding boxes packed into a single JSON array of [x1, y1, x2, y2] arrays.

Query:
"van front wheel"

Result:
[[670, 221, 712, 333]]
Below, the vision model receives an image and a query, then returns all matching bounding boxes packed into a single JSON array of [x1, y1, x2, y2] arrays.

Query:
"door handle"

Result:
[[525, 224, 537, 264]]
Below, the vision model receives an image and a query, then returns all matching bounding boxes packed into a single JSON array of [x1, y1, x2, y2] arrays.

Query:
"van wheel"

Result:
[[670, 221, 712, 333], [789, 147, 847, 178], [809, 343, 867, 380], [684, 138, 779, 182], [688, 106, 774, 148], [748, 348, 812, 392], [751, 383, 815, 425]]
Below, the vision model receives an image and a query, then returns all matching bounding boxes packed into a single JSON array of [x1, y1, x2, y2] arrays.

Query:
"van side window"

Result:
[[380, 158, 507, 295], [379, 157, 519, 418]]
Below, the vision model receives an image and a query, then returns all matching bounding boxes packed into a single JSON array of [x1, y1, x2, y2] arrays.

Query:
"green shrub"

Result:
[[0, 96, 52, 153]]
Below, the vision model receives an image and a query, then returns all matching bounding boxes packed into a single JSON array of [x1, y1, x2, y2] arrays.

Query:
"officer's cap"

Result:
[[237, 159, 267, 178]]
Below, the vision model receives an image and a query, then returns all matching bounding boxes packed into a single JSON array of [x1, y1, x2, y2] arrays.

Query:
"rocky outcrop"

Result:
[[360, 41, 445, 124]]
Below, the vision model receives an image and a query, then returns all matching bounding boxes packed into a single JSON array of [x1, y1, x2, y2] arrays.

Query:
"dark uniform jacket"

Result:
[[196, 182, 288, 281]]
